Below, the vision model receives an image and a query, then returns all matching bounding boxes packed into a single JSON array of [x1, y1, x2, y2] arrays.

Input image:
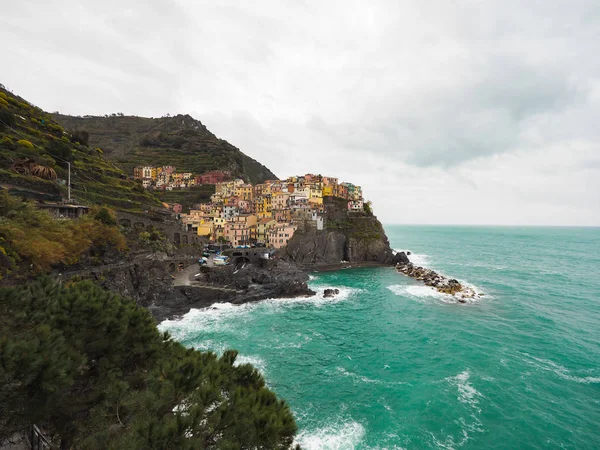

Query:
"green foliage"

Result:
[[16, 139, 34, 149], [70, 130, 89, 146], [0, 192, 126, 278], [364, 201, 373, 216], [0, 278, 298, 449], [45, 138, 73, 162], [93, 206, 117, 226], [51, 114, 277, 185], [0, 87, 162, 211], [0, 98, 8, 108]]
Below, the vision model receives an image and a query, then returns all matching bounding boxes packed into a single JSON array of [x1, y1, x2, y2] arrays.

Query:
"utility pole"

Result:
[[67, 162, 71, 202]]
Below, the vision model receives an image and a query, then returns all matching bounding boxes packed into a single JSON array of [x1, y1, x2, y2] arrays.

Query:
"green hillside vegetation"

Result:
[[0, 191, 126, 281], [154, 184, 216, 212], [0, 86, 161, 211], [0, 278, 299, 449], [52, 113, 278, 186]]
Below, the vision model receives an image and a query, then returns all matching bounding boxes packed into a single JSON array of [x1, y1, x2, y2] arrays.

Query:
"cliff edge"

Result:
[[281, 197, 402, 268]]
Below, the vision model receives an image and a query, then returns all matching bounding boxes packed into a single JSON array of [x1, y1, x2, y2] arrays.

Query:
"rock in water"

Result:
[[395, 263, 478, 301], [392, 251, 410, 265], [323, 288, 340, 298]]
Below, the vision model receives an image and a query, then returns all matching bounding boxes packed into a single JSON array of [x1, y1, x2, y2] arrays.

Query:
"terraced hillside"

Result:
[[0, 85, 161, 211], [52, 113, 277, 185]]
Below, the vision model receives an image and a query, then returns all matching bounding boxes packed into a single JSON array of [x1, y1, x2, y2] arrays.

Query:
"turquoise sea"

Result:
[[160, 226, 600, 449]]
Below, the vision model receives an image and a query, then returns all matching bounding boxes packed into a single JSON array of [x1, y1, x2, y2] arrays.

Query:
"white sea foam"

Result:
[[387, 284, 483, 304], [430, 370, 484, 448], [445, 370, 484, 411], [235, 354, 267, 375], [159, 285, 361, 339], [294, 420, 366, 450], [394, 249, 430, 266], [336, 366, 381, 384], [521, 354, 600, 384]]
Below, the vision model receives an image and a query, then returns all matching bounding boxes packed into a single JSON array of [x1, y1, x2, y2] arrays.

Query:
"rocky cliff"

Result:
[[282, 197, 403, 268], [82, 255, 313, 322]]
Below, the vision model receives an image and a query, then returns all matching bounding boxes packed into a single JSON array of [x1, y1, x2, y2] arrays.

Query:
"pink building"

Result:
[[268, 223, 297, 249], [198, 170, 232, 184]]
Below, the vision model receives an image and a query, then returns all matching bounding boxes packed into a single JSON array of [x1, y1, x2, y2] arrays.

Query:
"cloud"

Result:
[[1, 0, 599, 224]]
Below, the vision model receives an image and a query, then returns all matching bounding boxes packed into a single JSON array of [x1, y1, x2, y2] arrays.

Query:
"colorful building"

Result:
[[198, 170, 231, 184]]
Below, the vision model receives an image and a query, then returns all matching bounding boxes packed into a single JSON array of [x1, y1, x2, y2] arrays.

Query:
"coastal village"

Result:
[[133, 167, 365, 248]]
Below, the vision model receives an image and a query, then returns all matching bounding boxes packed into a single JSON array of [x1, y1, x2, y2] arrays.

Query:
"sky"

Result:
[[2, 0, 600, 225]]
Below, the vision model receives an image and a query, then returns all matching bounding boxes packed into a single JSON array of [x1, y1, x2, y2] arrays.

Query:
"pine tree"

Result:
[[0, 278, 299, 449]]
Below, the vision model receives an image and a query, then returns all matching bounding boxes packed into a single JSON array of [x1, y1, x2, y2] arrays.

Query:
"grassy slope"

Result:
[[0, 85, 161, 211], [52, 113, 278, 185]]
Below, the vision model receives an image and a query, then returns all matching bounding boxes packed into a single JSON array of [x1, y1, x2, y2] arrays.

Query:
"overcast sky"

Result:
[[3, 0, 600, 225]]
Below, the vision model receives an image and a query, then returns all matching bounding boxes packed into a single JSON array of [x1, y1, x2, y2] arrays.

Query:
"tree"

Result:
[[0, 279, 299, 449], [93, 207, 117, 226]]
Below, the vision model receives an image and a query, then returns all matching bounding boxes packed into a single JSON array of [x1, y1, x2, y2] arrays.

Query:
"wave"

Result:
[[235, 354, 268, 375], [160, 284, 360, 325], [520, 353, 600, 384], [387, 284, 484, 304], [445, 370, 483, 411], [335, 366, 381, 385], [294, 419, 365, 450], [430, 370, 484, 448], [394, 249, 430, 266], [334, 366, 407, 387]]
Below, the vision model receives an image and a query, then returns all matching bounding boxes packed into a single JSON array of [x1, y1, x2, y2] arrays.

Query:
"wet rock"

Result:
[[392, 251, 410, 265], [395, 262, 477, 301], [323, 288, 340, 298]]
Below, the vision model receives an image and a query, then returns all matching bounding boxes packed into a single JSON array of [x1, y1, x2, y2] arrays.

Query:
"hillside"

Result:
[[0, 85, 161, 211], [51, 113, 278, 186]]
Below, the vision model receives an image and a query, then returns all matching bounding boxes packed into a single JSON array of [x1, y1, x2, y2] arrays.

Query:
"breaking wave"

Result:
[[520, 354, 600, 384], [394, 249, 430, 266], [294, 418, 365, 450], [387, 284, 483, 304]]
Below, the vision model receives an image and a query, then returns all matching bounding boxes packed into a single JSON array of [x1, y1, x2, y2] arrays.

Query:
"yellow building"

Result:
[[322, 185, 334, 197], [197, 218, 214, 238], [257, 218, 277, 244], [234, 184, 254, 202], [212, 216, 227, 241]]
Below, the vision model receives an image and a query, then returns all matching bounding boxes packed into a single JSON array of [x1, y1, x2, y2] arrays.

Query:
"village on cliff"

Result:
[[133, 167, 366, 248]]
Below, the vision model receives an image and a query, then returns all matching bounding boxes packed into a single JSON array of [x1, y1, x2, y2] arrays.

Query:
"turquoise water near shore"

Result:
[[160, 226, 600, 449]]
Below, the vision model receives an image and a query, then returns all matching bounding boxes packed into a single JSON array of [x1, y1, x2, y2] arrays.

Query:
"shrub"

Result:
[[16, 139, 34, 149], [0, 97, 8, 108], [93, 207, 116, 226], [70, 130, 89, 146], [0, 109, 15, 130], [46, 138, 73, 162], [0, 192, 126, 276]]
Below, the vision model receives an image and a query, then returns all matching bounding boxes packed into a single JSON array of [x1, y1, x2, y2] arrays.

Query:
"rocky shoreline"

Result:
[[395, 254, 480, 302]]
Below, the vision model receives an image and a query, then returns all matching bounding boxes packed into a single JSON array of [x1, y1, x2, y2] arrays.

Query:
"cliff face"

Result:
[[282, 198, 397, 268]]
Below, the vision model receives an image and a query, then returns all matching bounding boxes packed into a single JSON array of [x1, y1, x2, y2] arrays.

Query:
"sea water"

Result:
[[159, 226, 600, 449]]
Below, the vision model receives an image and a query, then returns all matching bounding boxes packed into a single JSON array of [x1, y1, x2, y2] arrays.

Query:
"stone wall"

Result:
[[116, 211, 202, 246]]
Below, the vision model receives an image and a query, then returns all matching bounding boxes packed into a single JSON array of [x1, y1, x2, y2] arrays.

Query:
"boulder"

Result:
[[392, 251, 410, 265], [323, 288, 340, 298]]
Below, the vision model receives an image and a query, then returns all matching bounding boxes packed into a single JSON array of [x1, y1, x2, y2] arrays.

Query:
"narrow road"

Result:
[[173, 263, 199, 286]]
